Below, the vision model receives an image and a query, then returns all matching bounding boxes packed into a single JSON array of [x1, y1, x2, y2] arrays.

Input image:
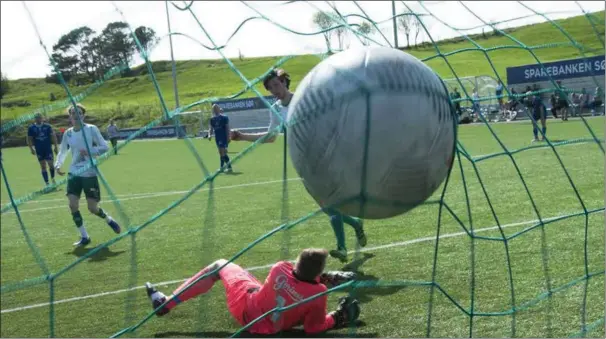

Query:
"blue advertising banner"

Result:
[[506, 55, 605, 85], [212, 96, 276, 112], [114, 125, 186, 140]]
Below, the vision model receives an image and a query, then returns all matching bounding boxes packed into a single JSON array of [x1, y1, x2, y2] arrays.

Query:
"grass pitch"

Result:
[[1, 117, 604, 338]]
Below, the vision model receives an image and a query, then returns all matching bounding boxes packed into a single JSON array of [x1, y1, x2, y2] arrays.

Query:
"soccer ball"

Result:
[[286, 46, 456, 219]]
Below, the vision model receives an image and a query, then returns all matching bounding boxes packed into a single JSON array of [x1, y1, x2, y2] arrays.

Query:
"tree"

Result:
[[134, 26, 158, 53], [397, 10, 412, 48], [50, 26, 96, 82], [0, 72, 9, 99], [100, 21, 136, 74], [413, 17, 422, 47], [313, 11, 334, 52], [357, 21, 374, 46]]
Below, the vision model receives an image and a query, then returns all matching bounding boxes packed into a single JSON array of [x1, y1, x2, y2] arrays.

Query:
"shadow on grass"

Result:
[[68, 245, 126, 262], [339, 253, 409, 305], [223, 171, 243, 176], [154, 321, 376, 338]]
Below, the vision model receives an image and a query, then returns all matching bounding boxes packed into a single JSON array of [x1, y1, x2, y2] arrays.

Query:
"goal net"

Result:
[[1, 1, 604, 338]]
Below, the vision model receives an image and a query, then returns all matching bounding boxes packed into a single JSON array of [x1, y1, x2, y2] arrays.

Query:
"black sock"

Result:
[[223, 155, 232, 169], [72, 211, 83, 227], [49, 167, 55, 179], [95, 208, 107, 219], [220, 156, 225, 168]]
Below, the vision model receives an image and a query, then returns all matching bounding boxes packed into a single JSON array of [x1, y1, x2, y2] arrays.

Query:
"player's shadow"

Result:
[[154, 321, 376, 338], [68, 245, 125, 262], [338, 253, 409, 305], [223, 170, 243, 176]]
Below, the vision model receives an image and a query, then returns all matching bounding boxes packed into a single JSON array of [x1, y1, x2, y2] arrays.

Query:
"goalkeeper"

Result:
[[145, 248, 361, 335]]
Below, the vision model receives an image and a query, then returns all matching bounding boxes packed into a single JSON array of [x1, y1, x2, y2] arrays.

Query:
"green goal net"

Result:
[[1, 1, 604, 338]]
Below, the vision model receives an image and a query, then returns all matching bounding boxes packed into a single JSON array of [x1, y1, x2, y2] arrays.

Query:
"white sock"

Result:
[[105, 215, 112, 223], [78, 226, 89, 239]]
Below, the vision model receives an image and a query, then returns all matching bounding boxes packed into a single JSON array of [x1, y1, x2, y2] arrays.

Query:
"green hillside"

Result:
[[0, 10, 604, 136]]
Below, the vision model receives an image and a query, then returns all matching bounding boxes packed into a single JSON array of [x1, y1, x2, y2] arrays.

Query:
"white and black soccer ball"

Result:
[[287, 46, 456, 219]]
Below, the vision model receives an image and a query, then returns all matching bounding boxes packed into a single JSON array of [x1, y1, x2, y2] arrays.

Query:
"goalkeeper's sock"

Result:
[[41, 171, 49, 185], [219, 156, 224, 169], [49, 167, 55, 179], [542, 126, 546, 137], [166, 264, 219, 310], [329, 214, 347, 251], [532, 126, 538, 140]]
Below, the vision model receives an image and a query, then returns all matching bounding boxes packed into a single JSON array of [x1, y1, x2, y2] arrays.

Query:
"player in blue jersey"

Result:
[[27, 113, 59, 188], [531, 93, 547, 143], [231, 69, 367, 263], [207, 104, 233, 173]]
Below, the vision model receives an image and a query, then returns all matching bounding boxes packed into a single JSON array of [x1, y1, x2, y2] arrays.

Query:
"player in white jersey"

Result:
[[54, 104, 122, 247], [231, 69, 367, 263]]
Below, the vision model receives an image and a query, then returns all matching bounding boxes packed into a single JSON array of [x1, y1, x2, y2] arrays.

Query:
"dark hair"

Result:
[[263, 68, 291, 90], [295, 248, 328, 281]]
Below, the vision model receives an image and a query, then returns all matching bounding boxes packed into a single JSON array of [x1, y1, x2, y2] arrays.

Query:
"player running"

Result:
[[54, 104, 122, 247], [530, 93, 547, 143], [107, 120, 120, 155], [27, 113, 59, 188], [231, 69, 367, 263], [145, 248, 361, 335], [207, 104, 233, 173]]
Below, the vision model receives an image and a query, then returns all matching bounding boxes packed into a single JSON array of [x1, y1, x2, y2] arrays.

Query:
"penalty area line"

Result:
[[0, 213, 569, 314]]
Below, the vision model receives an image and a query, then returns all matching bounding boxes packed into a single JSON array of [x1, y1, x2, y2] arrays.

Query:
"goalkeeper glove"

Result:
[[329, 296, 360, 328], [320, 271, 357, 288]]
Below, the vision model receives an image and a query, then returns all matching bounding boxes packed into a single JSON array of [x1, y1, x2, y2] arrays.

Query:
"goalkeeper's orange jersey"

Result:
[[243, 261, 336, 334]]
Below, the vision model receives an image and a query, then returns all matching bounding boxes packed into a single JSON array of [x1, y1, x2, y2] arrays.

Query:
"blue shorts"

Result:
[[533, 109, 544, 121], [36, 151, 53, 162], [215, 138, 229, 149]]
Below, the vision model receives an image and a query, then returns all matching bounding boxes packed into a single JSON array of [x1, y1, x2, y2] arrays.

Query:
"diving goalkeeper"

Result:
[[145, 248, 361, 335]]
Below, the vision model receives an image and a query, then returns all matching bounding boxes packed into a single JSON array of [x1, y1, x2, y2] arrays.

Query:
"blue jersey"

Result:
[[210, 115, 229, 140], [28, 123, 53, 153]]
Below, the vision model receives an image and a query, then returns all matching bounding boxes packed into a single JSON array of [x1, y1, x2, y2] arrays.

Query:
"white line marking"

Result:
[[3, 178, 301, 214], [0, 213, 573, 314]]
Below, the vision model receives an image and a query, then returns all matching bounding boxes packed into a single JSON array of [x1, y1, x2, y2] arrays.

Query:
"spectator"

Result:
[[472, 87, 480, 120], [495, 80, 504, 113], [590, 86, 604, 116], [507, 87, 519, 111], [556, 80, 569, 121], [549, 93, 558, 119], [580, 88, 590, 110], [451, 88, 462, 115], [571, 91, 582, 116]]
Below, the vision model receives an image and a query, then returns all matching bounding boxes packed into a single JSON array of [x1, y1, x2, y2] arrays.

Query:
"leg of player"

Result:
[[145, 259, 238, 316], [325, 209, 366, 263], [531, 119, 539, 143], [83, 176, 121, 234], [220, 147, 233, 173], [540, 111, 547, 141], [39, 160, 49, 186], [68, 193, 91, 247], [46, 159, 56, 185]]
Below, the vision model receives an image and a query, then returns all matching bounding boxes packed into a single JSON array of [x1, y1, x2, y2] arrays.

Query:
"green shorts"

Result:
[[67, 174, 101, 201]]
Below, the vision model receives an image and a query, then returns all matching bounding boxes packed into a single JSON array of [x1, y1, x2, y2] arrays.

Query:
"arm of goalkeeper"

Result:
[[319, 271, 357, 288]]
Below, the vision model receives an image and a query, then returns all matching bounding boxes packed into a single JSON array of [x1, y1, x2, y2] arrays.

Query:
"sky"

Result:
[[1, 1, 604, 80]]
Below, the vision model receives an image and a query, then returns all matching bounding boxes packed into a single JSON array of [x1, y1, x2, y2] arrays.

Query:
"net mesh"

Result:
[[1, 1, 604, 338]]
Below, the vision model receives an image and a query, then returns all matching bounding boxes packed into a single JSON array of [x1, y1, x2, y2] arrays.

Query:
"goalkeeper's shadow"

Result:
[[154, 326, 378, 338], [340, 253, 408, 305]]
